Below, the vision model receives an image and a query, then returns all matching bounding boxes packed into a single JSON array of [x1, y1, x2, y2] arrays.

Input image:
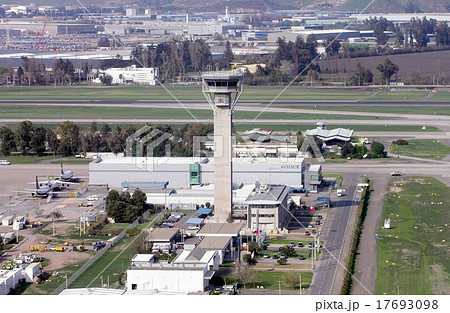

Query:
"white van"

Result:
[[0, 160, 11, 165]]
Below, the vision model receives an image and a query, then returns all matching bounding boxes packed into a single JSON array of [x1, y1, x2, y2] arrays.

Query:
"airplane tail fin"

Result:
[[35, 176, 39, 189], [61, 162, 64, 175]]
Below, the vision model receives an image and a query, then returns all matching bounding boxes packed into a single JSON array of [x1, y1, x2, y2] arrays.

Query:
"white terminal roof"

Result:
[[304, 128, 353, 142]]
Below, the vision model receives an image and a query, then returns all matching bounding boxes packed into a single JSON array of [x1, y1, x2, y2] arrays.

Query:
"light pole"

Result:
[[299, 273, 302, 295]]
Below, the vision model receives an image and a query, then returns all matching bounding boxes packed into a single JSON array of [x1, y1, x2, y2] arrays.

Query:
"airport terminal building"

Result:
[[89, 156, 319, 190]]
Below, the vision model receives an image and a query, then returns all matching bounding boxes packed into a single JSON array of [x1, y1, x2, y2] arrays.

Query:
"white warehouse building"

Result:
[[100, 65, 159, 85], [89, 156, 317, 189], [126, 250, 218, 292]]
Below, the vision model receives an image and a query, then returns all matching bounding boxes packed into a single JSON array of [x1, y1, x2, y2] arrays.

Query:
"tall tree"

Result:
[[376, 59, 399, 85], [15, 120, 34, 155], [351, 63, 373, 86], [221, 40, 234, 70], [325, 36, 341, 56], [0, 126, 16, 156], [56, 121, 80, 156], [30, 126, 47, 156]]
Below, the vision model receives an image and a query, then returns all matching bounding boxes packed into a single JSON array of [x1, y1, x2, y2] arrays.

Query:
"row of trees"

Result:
[[130, 39, 214, 80], [0, 121, 214, 158], [364, 16, 450, 48], [0, 57, 91, 86]]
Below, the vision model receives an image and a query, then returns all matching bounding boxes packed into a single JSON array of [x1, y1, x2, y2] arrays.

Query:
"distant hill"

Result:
[[339, 0, 450, 13], [2, 0, 448, 13]]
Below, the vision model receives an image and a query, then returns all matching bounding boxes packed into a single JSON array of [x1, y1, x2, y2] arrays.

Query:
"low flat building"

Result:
[[126, 250, 218, 292], [0, 269, 22, 295], [100, 65, 159, 85], [196, 222, 243, 238]]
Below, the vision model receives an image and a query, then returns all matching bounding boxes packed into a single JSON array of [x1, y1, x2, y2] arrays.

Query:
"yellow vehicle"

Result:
[[55, 247, 64, 252]]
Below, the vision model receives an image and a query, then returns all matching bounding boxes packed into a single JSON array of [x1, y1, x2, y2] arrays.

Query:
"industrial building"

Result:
[[98, 65, 159, 85], [89, 156, 316, 190], [126, 250, 219, 292], [267, 29, 360, 42]]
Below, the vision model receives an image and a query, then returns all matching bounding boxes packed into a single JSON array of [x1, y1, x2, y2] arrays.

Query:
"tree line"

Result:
[[0, 56, 91, 86], [0, 121, 213, 158]]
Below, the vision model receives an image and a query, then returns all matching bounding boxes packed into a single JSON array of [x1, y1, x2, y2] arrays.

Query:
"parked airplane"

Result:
[[19, 176, 68, 201], [56, 163, 87, 182], [59, 163, 74, 181]]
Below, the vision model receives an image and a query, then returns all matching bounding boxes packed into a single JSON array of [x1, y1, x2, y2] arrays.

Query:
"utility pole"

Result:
[[299, 273, 302, 295]]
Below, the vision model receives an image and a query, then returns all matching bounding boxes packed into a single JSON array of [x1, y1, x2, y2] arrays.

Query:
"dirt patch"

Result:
[[430, 264, 450, 295], [390, 187, 403, 193], [43, 250, 92, 271]]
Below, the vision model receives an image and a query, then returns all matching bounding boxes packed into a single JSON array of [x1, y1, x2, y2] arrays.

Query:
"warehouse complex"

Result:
[[89, 156, 321, 191]]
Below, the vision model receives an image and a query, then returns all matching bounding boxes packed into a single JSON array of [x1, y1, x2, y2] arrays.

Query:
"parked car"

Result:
[[317, 215, 323, 220], [0, 160, 11, 165], [308, 242, 314, 248], [297, 242, 304, 247], [290, 241, 295, 247], [263, 253, 269, 258], [280, 253, 287, 259], [187, 225, 199, 230], [298, 255, 306, 260], [278, 246, 283, 251], [305, 231, 311, 236], [86, 195, 99, 201], [272, 254, 279, 259], [161, 222, 174, 228], [315, 220, 321, 225]]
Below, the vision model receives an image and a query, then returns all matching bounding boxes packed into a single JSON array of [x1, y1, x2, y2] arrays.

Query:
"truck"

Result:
[[55, 247, 65, 252], [336, 189, 346, 197]]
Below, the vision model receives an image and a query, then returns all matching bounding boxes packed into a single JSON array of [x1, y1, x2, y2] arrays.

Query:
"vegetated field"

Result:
[[69, 215, 159, 289], [21, 260, 88, 295], [390, 139, 450, 160], [431, 91, 450, 101], [2, 155, 91, 164], [0, 85, 436, 101], [0, 105, 374, 120], [69, 235, 138, 289], [376, 177, 450, 295], [254, 271, 313, 290], [283, 105, 450, 116], [317, 50, 450, 82]]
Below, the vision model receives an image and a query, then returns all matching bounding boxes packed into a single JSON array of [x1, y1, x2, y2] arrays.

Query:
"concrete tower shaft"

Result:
[[202, 71, 244, 222]]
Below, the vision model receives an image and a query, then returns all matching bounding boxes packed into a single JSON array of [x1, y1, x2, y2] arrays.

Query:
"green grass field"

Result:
[[284, 105, 450, 116], [0, 105, 374, 120], [254, 271, 313, 290], [391, 139, 450, 160], [0, 85, 437, 101], [3, 155, 91, 164], [376, 177, 450, 295]]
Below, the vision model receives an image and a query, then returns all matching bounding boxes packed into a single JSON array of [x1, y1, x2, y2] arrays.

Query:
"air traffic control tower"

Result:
[[202, 71, 244, 222]]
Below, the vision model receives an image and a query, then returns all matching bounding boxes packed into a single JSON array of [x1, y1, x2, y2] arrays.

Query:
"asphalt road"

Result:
[[308, 173, 359, 295]]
